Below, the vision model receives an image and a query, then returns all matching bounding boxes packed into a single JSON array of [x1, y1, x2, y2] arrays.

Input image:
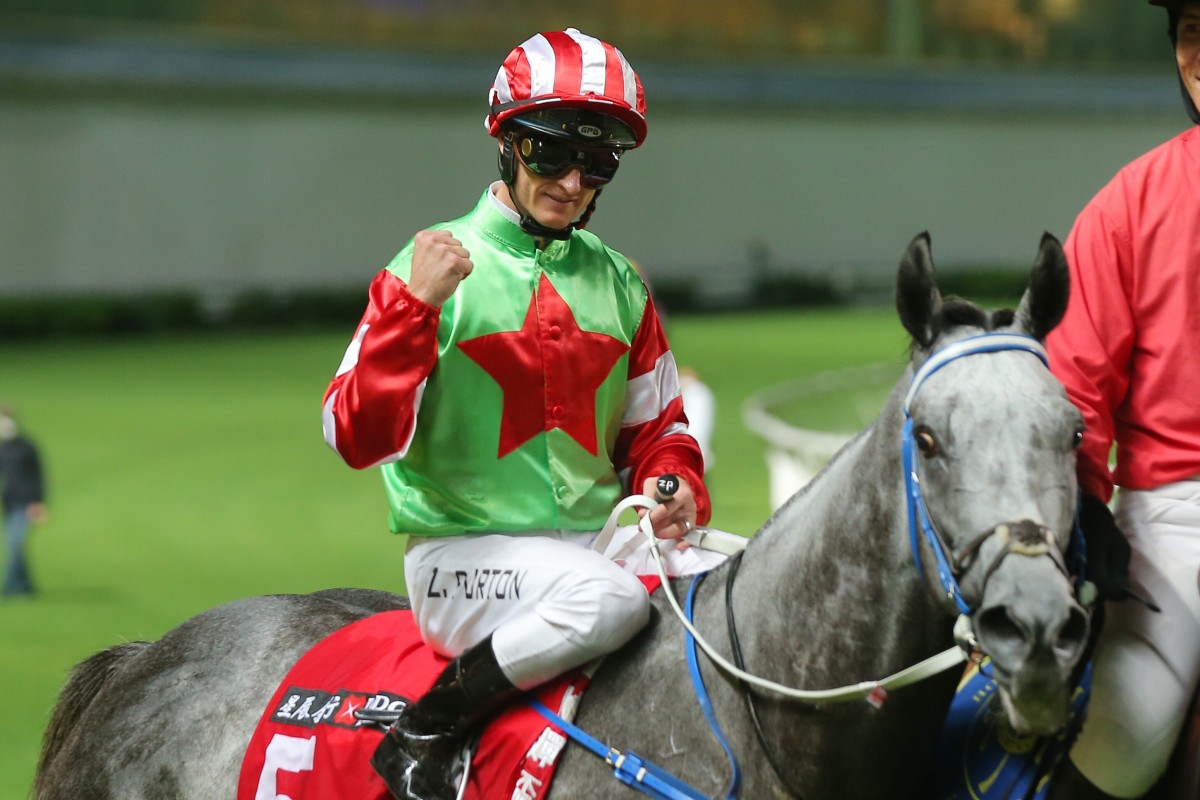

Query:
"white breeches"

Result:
[[403, 526, 728, 690], [1072, 477, 1200, 797]]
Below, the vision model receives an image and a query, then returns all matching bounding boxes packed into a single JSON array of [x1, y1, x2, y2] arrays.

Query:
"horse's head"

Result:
[[896, 231, 1089, 736]]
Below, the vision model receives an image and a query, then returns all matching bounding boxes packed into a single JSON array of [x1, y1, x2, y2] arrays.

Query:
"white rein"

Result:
[[600, 494, 968, 704]]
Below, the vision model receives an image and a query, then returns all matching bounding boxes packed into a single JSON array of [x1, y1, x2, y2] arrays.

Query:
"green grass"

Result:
[[0, 308, 908, 798]]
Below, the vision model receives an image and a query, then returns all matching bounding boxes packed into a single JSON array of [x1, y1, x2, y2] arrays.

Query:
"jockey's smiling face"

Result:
[[1178, 2, 1200, 109]]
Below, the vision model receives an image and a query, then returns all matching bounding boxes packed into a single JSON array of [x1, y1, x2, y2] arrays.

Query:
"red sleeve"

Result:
[[1046, 202, 1134, 502], [613, 294, 712, 524], [321, 270, 441, 469]]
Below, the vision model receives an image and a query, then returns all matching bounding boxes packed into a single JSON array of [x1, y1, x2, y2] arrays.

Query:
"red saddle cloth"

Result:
[[238, 577, 661, 800]]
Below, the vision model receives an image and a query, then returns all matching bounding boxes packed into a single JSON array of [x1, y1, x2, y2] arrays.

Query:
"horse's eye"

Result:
[[1072, 425, 1084, 449], [915, 427, 938, 456]]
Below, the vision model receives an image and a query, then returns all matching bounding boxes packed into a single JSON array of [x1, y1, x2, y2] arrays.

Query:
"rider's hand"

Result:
[[640, 475, 697, 545], [407, 230, 473, 307], [1079, 493, 1158, 611]]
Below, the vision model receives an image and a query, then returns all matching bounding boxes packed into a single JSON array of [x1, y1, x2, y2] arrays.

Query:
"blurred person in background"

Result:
[[322, 28, 721, 800], [0, 407, 48, 598], [1045, 1, 1200, 797]]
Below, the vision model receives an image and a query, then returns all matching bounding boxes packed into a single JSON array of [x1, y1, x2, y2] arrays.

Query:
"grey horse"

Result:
[[33, 232, 1089, 800]]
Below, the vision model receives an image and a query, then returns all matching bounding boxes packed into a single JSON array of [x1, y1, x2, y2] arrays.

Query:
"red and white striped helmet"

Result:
[[485, 28, 647, 148]]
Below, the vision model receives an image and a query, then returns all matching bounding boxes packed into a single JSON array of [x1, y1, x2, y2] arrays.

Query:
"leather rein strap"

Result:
[[722, 551, 808, 799]]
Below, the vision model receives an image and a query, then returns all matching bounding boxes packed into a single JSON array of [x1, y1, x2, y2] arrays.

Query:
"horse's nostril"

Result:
[[974, 605, 1029, 660], [1054, 606, 1090, 665], [975, 602, 1090, 673]]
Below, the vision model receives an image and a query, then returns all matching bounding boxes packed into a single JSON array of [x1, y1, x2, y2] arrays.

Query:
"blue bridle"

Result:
[[533, 331, 1086, 800], [901, 332, 1053, 616]]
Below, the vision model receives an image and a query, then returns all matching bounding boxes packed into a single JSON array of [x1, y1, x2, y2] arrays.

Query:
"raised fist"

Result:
[[408, 229, 473, 307]]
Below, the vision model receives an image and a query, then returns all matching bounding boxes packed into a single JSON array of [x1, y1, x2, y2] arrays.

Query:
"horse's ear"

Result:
[[1014, 232, 1070, 341], [896, 231, 943, 349]]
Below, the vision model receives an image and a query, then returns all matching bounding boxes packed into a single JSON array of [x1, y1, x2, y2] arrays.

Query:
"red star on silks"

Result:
[[458, 274, 630, 458]]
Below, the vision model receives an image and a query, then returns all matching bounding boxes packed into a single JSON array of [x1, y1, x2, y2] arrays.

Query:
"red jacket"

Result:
[[1047, 127, 1200, 501]]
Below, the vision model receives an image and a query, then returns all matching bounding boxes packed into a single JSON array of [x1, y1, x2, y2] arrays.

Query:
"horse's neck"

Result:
[[658, 414, 958, 797], [714, 413, 951, 681]]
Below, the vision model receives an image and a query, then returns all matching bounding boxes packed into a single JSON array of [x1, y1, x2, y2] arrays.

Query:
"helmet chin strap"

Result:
[[508, 183, 602, 242], [513, 198, 574, 241]]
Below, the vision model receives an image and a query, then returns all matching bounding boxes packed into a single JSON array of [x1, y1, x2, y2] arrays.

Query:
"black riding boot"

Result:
[[371, 636, 520, 800], [1045, 758, 1124, 800]]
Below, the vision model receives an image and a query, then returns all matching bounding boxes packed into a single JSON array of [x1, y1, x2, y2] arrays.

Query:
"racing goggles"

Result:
[[516, 132, 623, 187]]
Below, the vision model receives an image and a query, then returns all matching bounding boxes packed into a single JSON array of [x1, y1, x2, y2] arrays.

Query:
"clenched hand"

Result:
[[407, 230, 474, 307]]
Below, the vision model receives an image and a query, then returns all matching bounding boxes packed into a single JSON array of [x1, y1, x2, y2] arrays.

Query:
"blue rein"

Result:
[[684, 573, 741, 799]]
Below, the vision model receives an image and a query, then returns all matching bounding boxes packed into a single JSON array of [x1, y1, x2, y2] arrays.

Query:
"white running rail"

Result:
[[742, 362, 900, 509]]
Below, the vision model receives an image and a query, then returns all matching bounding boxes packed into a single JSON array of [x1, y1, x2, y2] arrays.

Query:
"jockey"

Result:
[[1045, 1, 1200, 798], [322, 28, 723, 800]]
